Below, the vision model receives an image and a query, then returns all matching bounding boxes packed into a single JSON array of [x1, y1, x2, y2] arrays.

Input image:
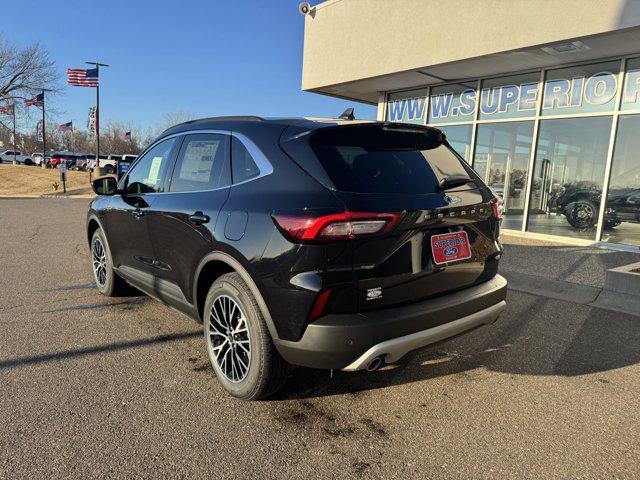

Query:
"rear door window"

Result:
[[308, 126, 473, 194], [169, 134, 230, 192]]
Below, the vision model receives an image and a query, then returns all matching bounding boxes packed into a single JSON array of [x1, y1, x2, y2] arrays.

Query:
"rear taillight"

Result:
[[272, 211, 400, 243], [492, 199, 504, 222]]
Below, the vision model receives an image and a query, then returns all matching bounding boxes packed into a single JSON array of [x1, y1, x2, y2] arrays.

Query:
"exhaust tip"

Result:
[[366, 356, 383, 371]]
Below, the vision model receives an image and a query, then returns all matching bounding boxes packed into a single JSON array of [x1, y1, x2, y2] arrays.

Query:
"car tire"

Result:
[[565, 200, 597, 229], [24, 159, 32, 166], [105, 165, 114, 174], [90, 228, 129, 296], [203, 272, 289, 400]]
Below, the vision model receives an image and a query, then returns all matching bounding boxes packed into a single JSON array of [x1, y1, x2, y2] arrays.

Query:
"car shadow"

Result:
[[0, 330, 201, 370], [272, 292, 640, 400]]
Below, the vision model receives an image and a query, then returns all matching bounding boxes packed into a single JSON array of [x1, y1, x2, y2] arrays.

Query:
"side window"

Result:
[[169, 134, 230, 192], [125, 137, 177, 194], [231, 136, 260, 183]]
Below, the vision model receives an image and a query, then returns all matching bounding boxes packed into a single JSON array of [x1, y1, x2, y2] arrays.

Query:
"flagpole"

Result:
[[42, 90, 46, 169], [86, 61, 109, 176], [95, 67, 99, 174], [12, 105, 16, 165]]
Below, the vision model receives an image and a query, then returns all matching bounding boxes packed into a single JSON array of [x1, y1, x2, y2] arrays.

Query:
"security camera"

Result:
[[298, 2, 311, 15]]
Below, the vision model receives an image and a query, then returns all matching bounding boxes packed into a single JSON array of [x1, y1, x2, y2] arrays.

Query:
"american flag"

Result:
[[58, 121, 73, 132], [25, 93, 44, 107], [0, 104, 14, 115], [67, 68, 99, 87]]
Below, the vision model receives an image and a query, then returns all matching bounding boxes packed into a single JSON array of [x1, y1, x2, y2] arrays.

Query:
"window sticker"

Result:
[[147, 156, 163, 185]]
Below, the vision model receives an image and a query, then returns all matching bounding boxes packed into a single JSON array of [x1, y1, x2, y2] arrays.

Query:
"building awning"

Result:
[[302, 0, 640, 104]]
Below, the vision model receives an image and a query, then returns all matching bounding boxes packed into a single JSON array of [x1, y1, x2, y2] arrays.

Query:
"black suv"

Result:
[[87, 117, 507, 400]]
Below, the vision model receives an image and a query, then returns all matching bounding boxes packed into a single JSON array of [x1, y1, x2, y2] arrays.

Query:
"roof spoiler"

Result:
[[338, 108, 355, 120]]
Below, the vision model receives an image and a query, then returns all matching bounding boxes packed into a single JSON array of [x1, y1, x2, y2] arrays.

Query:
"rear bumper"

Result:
[[274, 274, 507, 370]]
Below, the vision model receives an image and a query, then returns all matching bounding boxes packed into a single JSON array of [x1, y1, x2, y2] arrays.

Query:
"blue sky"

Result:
[[3, 0, 375, 133]]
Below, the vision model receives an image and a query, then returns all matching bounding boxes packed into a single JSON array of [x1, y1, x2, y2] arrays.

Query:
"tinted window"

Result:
[[169, 134, 230, 192], [309, 126, 471, 194], [125, 138, 177, 194], [231, 137, 260, 183]]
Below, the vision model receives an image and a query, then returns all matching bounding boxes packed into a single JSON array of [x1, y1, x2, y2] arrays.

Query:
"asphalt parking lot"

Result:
[[1, 198, 639, 479]]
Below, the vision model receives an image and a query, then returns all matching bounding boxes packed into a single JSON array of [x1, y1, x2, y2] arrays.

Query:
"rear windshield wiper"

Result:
[[437, 177, 475, 191]]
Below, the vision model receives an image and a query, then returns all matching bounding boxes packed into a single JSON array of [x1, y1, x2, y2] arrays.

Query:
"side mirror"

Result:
[[92, 176, 118, 196]]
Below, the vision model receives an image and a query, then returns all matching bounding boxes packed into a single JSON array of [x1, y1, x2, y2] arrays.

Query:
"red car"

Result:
[[49, 153, 79, 168]]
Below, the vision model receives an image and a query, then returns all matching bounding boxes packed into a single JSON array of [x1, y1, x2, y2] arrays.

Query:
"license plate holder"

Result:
[[431, 231, 472, 265]]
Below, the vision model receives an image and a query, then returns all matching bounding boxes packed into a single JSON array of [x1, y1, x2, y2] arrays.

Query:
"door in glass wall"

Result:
[[601, 115, 640, 246], [527, 116, 612, 240], [439, 124, 473, 163], [473, 121, 534, 231]]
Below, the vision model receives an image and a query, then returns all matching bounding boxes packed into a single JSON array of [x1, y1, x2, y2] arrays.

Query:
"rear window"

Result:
[[309, 125, 472, 194]]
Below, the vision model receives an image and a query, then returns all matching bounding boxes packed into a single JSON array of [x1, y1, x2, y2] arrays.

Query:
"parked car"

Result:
[[116, 154, 137, 177], [547, 182, 621, 229], [96, 155, 121, 174], [32, 152, 52, 166], [71, 154, 87, 170], [87, 116, 507, 400], [604, 188, 640, 226], [84, 154, 112, 172], [0, 150, 33, 165], [32, 152, 45, 166], [50, 152, 80, 169]]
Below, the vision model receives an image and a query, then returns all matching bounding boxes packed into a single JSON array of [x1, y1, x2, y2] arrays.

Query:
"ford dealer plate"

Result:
[[430, 231, 471, 265]]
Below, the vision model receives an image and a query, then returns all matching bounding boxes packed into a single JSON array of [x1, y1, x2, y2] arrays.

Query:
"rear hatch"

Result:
[[280, 122, 501, 312]]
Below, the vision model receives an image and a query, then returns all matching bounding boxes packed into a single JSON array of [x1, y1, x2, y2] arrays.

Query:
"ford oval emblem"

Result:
[[443, 247, 458, 256], [445, 195, 462, 204]]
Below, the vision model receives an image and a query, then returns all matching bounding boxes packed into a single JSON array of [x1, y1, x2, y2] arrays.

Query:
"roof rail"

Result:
[[177, 115, 265, 126]]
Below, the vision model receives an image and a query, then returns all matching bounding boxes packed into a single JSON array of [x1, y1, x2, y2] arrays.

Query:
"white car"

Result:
[[32, 152, 49, 166], [0, 150, 33, 165]]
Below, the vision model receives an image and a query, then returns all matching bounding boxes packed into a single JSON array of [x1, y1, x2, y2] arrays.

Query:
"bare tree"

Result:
[[101, 122, 145, 155], [162, 110, 195, 129], [0, 35, 58, 102]]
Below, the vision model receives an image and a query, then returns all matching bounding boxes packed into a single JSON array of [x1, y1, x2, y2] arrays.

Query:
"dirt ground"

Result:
[[0, 164, 95, 197]]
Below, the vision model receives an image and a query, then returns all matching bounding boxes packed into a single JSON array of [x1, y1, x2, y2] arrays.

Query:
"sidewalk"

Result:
[[500, 234, 640, 317]]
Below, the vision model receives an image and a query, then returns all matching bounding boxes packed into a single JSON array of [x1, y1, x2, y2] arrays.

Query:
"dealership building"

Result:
[[302, 0, 640, 249]]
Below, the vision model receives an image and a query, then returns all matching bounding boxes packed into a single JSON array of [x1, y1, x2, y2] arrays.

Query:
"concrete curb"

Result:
[[605, 262, 640, 296], [502, 270, 640, 318], [503, 270, 601, 304]]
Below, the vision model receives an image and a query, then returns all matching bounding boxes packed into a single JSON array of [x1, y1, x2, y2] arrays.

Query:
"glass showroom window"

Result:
[[439, 124, 473, 163], [479, 72, 540, 121], [473, 122, 534, 231], [527, 116, 612, 240], [542, 61, 620, 117], [427, 82, 477, 125], [387, 88, 428, 124], [601, 115, 640, 246]]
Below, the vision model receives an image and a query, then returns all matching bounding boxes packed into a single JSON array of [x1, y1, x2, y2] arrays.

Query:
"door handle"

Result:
[[132, 209, 145, 220], [189, 212, 210, 225]]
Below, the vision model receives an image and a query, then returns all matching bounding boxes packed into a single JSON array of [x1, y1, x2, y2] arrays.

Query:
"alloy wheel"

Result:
[[571, 203, 595, 229], [207, 294, 251, 383], [92, 238, 107, 287]]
